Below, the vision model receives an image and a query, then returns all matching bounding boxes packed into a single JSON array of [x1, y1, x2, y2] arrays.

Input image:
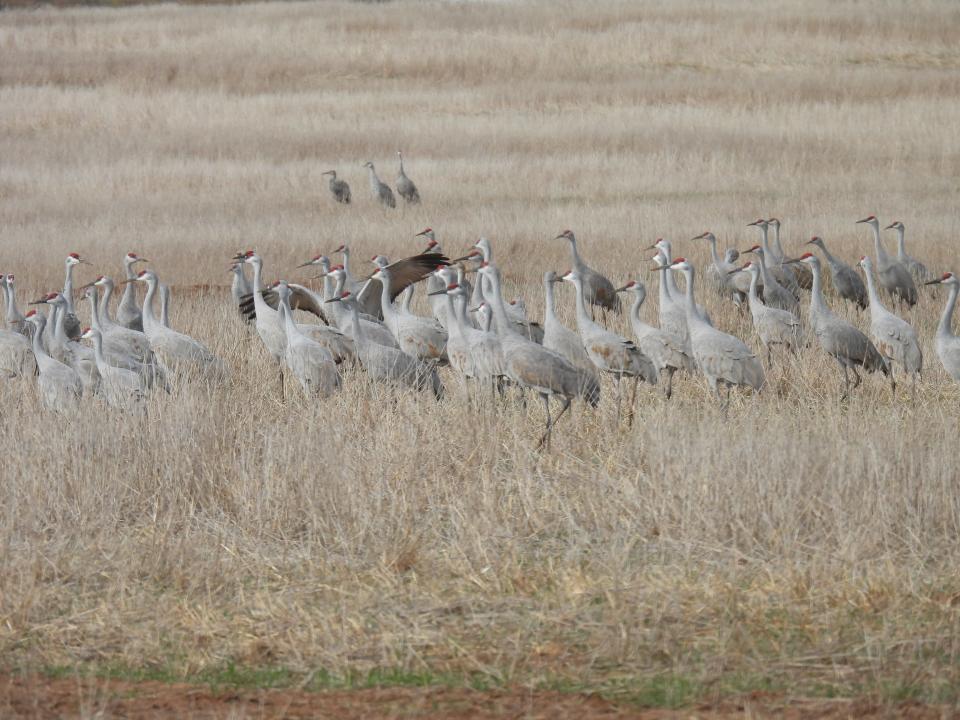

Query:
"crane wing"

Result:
[[287, 284, 329, 325], [358, 253, 450, 301]]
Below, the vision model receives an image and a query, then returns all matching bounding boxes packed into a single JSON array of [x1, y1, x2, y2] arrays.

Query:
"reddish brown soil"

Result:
[[1, 674, 955, 719]]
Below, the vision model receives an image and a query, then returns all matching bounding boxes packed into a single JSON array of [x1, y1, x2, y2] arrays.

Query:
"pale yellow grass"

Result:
[[1, 0, 960, 704]]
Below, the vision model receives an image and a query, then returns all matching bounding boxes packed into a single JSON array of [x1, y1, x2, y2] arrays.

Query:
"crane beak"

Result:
[[324, 297, 342, 304], [884, 222, 896, 230], [691, 233, 707, 240], [652, 265, 670, 272], [644, 244, 658, 251], [78, 281, 96, 290], [726, 268, 742, 275], [295, 260, 315, 269], [923, 278, 942, 286], [426, 289, 447, 296], [613, 285, 629, 293], [855, 217, 870, 224], [782, 258, 801, 265]]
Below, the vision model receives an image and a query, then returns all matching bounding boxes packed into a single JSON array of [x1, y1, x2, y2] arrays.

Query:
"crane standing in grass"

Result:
[[554, 230, 619, 316], [857, 215, 917, 307], [885, 221, 929, 285], [395, 151, 420, 205], [785, 253, 891, 398], [805, 236, 868, 310], [733, 261, 802, 365], [364, 161, 396, 209], [925, 272, 960, 382], [321, 170, 351, 205]]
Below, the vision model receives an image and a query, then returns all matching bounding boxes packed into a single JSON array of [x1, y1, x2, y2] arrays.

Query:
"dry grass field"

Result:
[[2, 0, 960, 714]]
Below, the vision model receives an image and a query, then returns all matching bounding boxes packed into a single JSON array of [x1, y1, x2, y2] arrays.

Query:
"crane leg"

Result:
[[851, 366, 862, 389], [614, 375, 622, 423], [279, 364, 285, 400], [627, 375, 639, 427], [536, 394, 552, 451], [840, 363, 850, 400], [767, 344, 773, 368], [664, 368, 674, 400]]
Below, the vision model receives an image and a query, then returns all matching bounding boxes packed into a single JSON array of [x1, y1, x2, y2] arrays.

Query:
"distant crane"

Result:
[[885, 221, 929, 285], [554, 230, 620, 315], [562, 270, 657, 423], [2, 274, 31, 337], [743, 245, 799, 314], [40, 292, 98, 393], [363, 161, 396, 208], [117, 252, 149, 331], [925, 272, 960, 382], [785, 253, 891, 398], [395, 151, 421, 204], [479, 262, 599, 449], [615, 279, 694, 398], [660, 258, 765, 407], [859, 255, 922, 395], [857, 215, 917, 306], [805, 237, 868, 310], [321, 170, 351, 204]]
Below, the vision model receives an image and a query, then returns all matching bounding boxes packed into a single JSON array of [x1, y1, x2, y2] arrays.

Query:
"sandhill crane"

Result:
[[61, 252, 89, 340], [417, 228, 447, 297], [660, 258, 764, 407], [371, 265, 448, 363], [858, 255, 922, 394], [0, 319, 35, 378], [857, 215, 917, 306], [615, 280, 694, 399], [90, 275, 131, 332], [395, 151, 420, 204], [326, 292, 443, 399], [766, 218, 804, 294], [925, 272, 960, 382], [3, 274, 31, 338], [447, 283, 504, 394], [230, 262, 252, 320], [328, 244, 367, 297], [25, 310, 82, 411], [554, 230, 619, 316], [648, 251, 691, 354], [784, 253, 891, 398], [479, 263, 600, 449], [416, 228, 442, 255], [427, 266, 456, 328], [325, 268, 398, 348], [885, 221, 929, 284], [747, 219, 798, 297], [743, 245, 799, 314], [363, 161, 396, 208], [428, 282, 473, 386], [128, 269, 227, 382], [117, 252, 148, 331], [805, 236, 868, 310], [695, 231, 748, 305], [276, 282, 340, 398], [733, 262, 802, 365], [40, 292, 98, 393], [562, 270, 657, 423], [542, 271, 600, 387], [80, 284, 155, 375], [321, 170, 351, 204], [651, 239, 712, 325], [81, 327, 145, 410]]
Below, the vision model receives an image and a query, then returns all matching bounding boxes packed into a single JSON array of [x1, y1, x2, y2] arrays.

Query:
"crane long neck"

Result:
[[142, 279, 159, 326], [817, 243, 838, 266], [91, 332, 107, 368], [567, 238, 585, 272], [442, 294, 461, 340], [348, 302, 363, 344], [398, 154, 405, 174], [808, 262, 827, 313], [100, 283, 114, 323], [570, 278, 592, 332], [121, 262, 138, 309], [543, 280, 558, 324], [630, 291, 643, 325], [895, 228, 907, 258], [759, 225, 771, 255], [483, 271, 518, 340], [756, 251, 773, 284], [939, 284, 959, 338], [862, 262, 883, 311], [63, 263, 75, 313], [54, 301, 69, 345], [870, 223, 888, 261], [656, 261, 672, 307], [249, 260, 271, 316], [771, 226, 786, 260], [378, 273, 397, 322], [708, 236, 721, 265], [86, 290, 103, 331], [6, 283, 22, 324], [322, 272, 334, 301], [31, 316, 50, 361], [280, 295, 298, 337], [342, 248, 352, 278], [681, 267, 700, 323], [660, 246, 682, 297]]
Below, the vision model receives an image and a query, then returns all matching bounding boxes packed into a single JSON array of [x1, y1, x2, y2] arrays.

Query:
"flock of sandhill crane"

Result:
[[320, 151, 421, 208], [2, 214, 959, 448]]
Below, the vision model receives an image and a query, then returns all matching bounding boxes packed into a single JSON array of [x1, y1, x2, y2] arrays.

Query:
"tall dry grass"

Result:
[[1, 0, 960, 702]]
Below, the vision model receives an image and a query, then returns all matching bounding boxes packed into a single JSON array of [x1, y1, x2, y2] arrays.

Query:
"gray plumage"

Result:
[[277, 283, 340, 398], [617, 280, 695, 399], [859, 255, 922, 391], [3, 274, 32, 338], [230, 262, 252, 321], [858, 215, 917, 306], [82, 327, 146, 411], [322, 170, 351, 204], [806, 236, 868, 310], [926, 272, 960, 382], [738, 262, 802, 365], [363, 161, 396, 208], [747, 219, 798, 296], [744, 245, 799, 314], [555, 230, 620, 314], [330, 292, 442, 399], [665, 259, 765, 403], [0, 325, 35, 378], [395, 151, 420, 204], [117, 252, 147, 332], [697, 232, 749, 305], [786, 253, 890, 397], [887, 221, 929, 285], [542, 271, 600, 386], [766, 218, 804, 294], [26, 311, 82, 412], [480, 263, 600, 448], [373, 265, 448, 364]]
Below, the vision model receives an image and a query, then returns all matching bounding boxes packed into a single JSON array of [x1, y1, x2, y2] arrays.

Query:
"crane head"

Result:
[[428, 282, 458, 297], [856, 215, 878, 225], [66, 252, 89, 266], [415, 227, 433, 237], [321, 169, 335, 176], [885, 220, 904, 230], [424, 239, 439, 251], [80, 327, 96, 340], [745, 244, 762, 254], [25, 309, 38, 320], [324, 290, 352, 304], [691, 231, 712, 240], [554, 229, 574, 241], [747, 219, 766, 228], [363, 161, 374, 169], [614, 280, 636, 293], [925, 271, 956, 286], [667, 257, 691, 273], [806, 236, 824, 247], [125, 252, 148, 264], [767, 217, 781, 227], [297, 254, 326, 269], [784, 252, 816, 266]]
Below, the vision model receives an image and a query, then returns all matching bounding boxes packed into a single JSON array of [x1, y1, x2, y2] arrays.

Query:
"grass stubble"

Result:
[[1, 0, 960, 709]]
